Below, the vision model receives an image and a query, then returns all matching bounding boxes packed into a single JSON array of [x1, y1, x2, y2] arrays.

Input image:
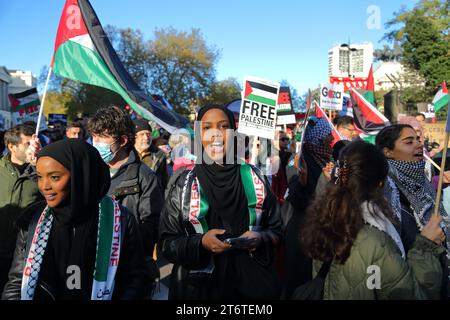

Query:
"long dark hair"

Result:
[[301, 140, 395, 264]]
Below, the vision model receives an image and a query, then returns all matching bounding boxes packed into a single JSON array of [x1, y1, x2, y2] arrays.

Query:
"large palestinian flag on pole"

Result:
[[433, 82, 449, 112], [51, 0, 188, 132], [349, 88, 389, 134]]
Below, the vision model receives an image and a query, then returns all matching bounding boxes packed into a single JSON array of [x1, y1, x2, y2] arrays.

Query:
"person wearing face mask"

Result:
[[159, 104, 282, 300], [133, 118, 169, 189], [88, 106, 164, 298], [376, 124, 450, 298]]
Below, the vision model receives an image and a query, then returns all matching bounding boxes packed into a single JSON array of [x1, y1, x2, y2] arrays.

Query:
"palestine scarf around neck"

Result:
[[185, 164, 266, 235], [193, 104, 255, 236], [387, 159, 446, 223], [21, 196, 121, 300]]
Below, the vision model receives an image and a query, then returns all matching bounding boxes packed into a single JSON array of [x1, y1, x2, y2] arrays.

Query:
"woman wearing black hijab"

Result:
[[2, 139, 149, 300], [159, 104, 282, 300]]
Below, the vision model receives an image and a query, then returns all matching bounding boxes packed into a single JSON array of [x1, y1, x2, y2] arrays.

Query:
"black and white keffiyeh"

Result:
[[386, 160, 450, 278], [387, 159, 445, 222]]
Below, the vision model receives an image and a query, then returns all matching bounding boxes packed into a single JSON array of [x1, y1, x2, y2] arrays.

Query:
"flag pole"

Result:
[[424, 153, 441, 172], [433, 133, 449, 216], [35, 66, 53, 136], [434, 96, 450, 216]]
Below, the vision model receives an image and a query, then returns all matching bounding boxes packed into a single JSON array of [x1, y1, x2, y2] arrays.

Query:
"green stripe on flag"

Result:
[[198, 185, 209, 233], [246, 93, 277, 106], [53, 40, 141, 112], [239, 164, 257, 226], [435, 95, 449, 112], [13, 99, 40, 111], [95, 197, 114, 282]]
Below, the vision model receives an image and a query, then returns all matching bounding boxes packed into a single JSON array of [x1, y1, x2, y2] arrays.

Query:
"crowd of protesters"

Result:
[[0, 104, 449, 301]]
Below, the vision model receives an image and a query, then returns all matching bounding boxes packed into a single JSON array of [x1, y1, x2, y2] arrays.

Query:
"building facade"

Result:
[[328, 43, 373, 78]]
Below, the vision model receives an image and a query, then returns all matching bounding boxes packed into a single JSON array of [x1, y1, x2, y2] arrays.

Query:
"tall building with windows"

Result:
[[328, 43, 373, 78]]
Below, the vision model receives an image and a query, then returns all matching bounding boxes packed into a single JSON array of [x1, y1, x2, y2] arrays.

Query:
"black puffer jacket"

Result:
[[159, 165, 282, 300], [2, 201, 150, 300], [109, 150, 164, 257]]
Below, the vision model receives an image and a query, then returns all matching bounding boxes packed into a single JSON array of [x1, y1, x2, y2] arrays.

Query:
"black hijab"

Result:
[[37, 139, 110, 299], [38, 138, 110, 225], [195, 104, 248, 236]]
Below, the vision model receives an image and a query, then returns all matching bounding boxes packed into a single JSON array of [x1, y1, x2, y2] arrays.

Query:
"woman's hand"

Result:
[[323, 162, 335, 182], [26, 134, 42, 166], [238, 231, 262, 251], [443, 171, 450, 184], [421, 214, 446, 245], [201, 229, 232, 254]]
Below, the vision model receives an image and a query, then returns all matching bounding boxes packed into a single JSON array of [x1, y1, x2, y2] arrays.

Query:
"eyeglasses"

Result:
[[279, 137, 289, 142], [342, 126, 355, 133]]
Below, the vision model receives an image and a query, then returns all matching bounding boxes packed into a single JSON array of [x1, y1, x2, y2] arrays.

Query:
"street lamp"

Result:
[[340, 43, 357, 78]]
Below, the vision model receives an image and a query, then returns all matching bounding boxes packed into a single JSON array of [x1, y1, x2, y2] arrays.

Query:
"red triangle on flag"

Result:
[[8, 95, 20, 110], [315, 102, 342, 146], [443, 82, 448, 94], [365, 65, 374, 92], [244, 81, 253, 98], [51, 0, 89, 66]]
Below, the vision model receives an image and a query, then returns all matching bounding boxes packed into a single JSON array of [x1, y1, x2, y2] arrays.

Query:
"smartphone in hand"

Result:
[[223, 237, 258, 249]]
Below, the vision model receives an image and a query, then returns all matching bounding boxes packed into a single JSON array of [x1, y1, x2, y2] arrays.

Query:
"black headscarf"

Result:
[[194, 104, 248, 236], [37, 139, 110, 299], [38, 138, 110, 225]]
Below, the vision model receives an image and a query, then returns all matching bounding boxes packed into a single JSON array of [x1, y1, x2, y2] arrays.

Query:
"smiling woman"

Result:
[[159, 104, 282, 300], [37, 157, 71, 208], [2, 139, 150, 300]]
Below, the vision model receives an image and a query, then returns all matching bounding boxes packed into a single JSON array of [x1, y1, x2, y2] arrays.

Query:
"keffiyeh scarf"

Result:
[[21, 196, 121, 300], [304, 118, 333, 168]]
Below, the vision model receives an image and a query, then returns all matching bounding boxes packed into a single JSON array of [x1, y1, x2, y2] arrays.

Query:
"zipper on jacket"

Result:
[[39, 281, 56, 300]]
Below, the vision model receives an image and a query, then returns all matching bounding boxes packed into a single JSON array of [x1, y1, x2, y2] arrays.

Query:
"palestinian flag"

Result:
[[349, 88, 389, 134], [244, 79, 279, 106], [315, 101, 342, 146], [8, 88, 41, 125], [51, 0, 188, 132], [433, 82, 449, 112]]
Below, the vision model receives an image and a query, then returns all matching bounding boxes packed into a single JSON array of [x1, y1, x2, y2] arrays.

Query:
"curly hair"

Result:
[[88, 106, 135, 152], [301, 140, 396, 264]]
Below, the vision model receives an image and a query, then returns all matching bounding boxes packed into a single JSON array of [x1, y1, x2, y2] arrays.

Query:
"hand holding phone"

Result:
[[224, 237, 255, 248]]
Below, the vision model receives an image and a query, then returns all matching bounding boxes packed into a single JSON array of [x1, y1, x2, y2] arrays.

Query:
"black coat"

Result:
[[109, 149, 164, 258], [283, 151, 324, 298], [2, 201, 150, 300], [159, 166, 283, 300]]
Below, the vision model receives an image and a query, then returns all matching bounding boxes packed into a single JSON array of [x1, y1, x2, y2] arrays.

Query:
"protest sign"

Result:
[[238, 76, 280, 139], [8, 88, 41, 126], [276, 87, 296, 125], [320, 82, 344, 111]]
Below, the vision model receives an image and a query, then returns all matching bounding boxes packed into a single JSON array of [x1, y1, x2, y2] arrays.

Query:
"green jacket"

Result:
[[313, 225, 445, 300], [0, 155, 42, 259]]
